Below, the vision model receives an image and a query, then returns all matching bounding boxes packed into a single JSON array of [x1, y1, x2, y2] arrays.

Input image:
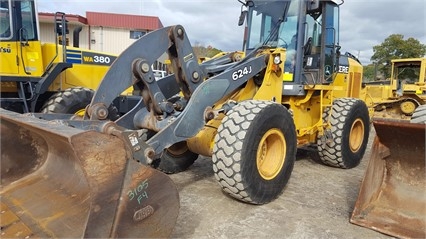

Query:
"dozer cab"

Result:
[[2, 0, 374, 237]]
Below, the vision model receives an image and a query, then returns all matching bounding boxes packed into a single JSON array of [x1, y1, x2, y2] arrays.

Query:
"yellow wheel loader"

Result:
[[0, 0, 120, 115], [0, 0, 390, 237]]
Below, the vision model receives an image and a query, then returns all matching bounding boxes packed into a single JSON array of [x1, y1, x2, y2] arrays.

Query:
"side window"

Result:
[[21, 0, 36, 40], [0, 0, 12, 39], [248, 12, 272, 49], [305, 14, 322, 53]]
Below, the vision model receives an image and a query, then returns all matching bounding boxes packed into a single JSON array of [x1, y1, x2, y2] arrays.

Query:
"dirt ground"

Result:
[[168, 128, 391, 238]]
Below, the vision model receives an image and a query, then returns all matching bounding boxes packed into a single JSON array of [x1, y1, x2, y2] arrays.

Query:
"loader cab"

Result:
[[243, 0, 341, 94], [0, 0, 43, 76]]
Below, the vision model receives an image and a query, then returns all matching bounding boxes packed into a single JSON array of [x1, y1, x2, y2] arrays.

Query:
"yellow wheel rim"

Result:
[[75, 109, 86, 117], [400, 101, 416, 115], [349, 119, 364, 152], [256, 128, 286, 180], [167, 141, 189, 156]]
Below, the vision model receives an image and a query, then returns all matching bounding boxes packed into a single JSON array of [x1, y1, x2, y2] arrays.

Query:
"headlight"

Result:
[[273, 55, 281, 65]]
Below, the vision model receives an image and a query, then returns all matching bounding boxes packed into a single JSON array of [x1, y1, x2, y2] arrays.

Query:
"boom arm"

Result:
[[85, 25, 268, 164]]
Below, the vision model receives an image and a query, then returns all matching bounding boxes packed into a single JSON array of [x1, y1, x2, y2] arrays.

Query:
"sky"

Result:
[[37, 0, 426, 65]]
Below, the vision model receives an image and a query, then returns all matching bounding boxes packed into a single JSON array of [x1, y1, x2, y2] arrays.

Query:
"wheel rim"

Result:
[[256, 128, 286, 180], [74, 109, 86, 117], [167, 141, 189, 157], [349, 118, 364, 152], [400, 101, 416, 115]]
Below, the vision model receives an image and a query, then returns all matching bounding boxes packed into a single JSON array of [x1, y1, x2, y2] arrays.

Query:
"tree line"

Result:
[[364, 34, 426, 81]]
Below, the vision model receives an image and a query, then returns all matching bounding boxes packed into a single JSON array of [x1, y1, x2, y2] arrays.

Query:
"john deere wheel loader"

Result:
[[0, 0, 119, 115], [2, 0, 373, 237]]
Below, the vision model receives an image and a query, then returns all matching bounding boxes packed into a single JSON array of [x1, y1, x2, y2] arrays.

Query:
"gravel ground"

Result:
[[168, 128, 392, 238]]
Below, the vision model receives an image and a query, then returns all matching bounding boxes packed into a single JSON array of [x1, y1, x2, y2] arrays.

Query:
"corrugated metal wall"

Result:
[[89, 26, 134, 54]]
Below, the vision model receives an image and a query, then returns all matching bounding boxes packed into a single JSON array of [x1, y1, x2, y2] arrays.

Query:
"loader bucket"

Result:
[[0, 109, 179, 238], [350, 118, 426, 238]]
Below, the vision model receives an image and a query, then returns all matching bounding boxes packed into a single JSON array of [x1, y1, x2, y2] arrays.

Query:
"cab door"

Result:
[[0, 0, 18, 75], [0, 0, 43, 76]]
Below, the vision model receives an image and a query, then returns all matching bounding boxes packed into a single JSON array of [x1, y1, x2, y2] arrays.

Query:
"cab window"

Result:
[[21, 0, 37, 40], [0, 0, 12, 39]]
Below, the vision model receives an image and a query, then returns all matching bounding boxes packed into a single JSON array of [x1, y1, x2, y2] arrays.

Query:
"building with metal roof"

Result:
[[38, 11, 163, 55]]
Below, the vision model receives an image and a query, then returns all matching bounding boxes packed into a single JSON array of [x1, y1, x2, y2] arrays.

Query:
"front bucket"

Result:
[[0, 109, 179, 238], [350, 118, 426, 238]]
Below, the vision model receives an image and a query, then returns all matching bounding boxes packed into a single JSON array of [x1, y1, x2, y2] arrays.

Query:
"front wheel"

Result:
[[317, 98, 370, 169], [154, 141, 199, 174], [212, 100, 297, 205]]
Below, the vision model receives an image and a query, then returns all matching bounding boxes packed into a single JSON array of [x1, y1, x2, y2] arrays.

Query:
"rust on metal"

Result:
[[0, 109, 179, 238], [351, 118, 426, 238]]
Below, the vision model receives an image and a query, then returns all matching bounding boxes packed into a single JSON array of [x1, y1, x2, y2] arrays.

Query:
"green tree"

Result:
[[192, 42, 222, 60], [362, 64, 376, 82], [371, 34, 426, 78]]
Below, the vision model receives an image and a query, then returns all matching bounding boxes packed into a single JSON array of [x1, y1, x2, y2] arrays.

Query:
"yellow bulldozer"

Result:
[[363, 57, 426, 119], [1, 0, 423, 238]]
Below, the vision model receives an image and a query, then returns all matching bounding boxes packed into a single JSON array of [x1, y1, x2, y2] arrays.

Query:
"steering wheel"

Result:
[[278, 38, 288, 48]]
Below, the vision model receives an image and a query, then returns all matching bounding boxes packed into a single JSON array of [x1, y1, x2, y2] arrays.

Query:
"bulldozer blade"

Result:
[[0, 109, 179, 238], [350, 118, 426, 238]]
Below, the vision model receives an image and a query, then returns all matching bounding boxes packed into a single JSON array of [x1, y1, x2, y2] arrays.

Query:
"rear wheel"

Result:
[[41, 87, 119, 120], [317, 98, 370, 169], [212, 100, 297, 204], [41, 87, 93, 114]]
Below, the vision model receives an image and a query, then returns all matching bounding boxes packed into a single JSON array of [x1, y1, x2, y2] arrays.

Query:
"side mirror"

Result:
[[56, 20, 69, 35], [307, 0, 320, 12], [238, 5, 248, 26]]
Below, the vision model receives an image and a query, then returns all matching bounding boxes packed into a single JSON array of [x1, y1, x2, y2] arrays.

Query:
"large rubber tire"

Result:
[[410, 104, 426, 123], [41, 87, 119, 120], [41, 87, 94, 114], [154, 141, 199, 174], [212, 100, 297, 204], [317, 98, 370, 169]]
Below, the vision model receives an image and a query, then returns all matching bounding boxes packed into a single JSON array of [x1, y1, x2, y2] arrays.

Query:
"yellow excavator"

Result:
[[1, 0, 423, 238]]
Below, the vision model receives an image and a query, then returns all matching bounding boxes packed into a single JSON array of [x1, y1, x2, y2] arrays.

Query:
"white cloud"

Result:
[[37, 0, 426, 64]]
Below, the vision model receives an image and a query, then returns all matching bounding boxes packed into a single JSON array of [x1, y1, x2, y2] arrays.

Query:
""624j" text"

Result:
[[232, 66, 252, 81]]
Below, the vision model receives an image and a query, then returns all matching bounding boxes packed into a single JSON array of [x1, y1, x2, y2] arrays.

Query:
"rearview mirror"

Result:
[[238, 5, 248, 26]]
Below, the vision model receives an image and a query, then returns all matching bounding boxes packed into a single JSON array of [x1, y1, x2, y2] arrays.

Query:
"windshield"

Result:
[[393, 62, 421, 84], [246, 0, 300, 50]]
